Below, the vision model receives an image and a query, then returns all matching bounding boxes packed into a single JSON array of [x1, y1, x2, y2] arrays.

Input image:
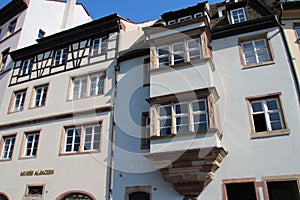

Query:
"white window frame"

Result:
[[174, 102, 190, 134], [89, 74, 104, 96], [83, 124, 101, 151], [250, 98, 284, 132], [191, 99, 208, 132], [21, 59, 33, 76], [194, 12, 203, 18], [1, 136, 15, 159], [158, 105, 172, 136], [63, 123, 101, 153], [172, 42, 185, 65], [24, 133, 39, 157], [167, 20, 176, 25], [241, 39, 271, 65], [178, 15, 192, 23], [54, 48, 67, 66], [71, 73, 105, 100], [0, 49, 9, 71], [92, 36, 108, 56], [157, 99, 208, 136], [230, 8, 247, 24], [72, 77, 87, 99], [13, 90, 26, 112], [156, 39, 202, 68], [34, 85, 48, 107]]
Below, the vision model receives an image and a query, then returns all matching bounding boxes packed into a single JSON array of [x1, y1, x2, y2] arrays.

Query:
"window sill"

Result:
[[59, 150, 101, 156], [19, 156, 37, 160], [150, 57, 214, 73], [0, 158, 12, 162], [8, 109, 24, 114], [0, 28, 22, 45], [28, 105, 46, 110], [150, 128, 219, 140], [242, 60, 275, 69], [250, 128, 290, 139], [66, 93, 105, 102], [89, 52, 107, 58]]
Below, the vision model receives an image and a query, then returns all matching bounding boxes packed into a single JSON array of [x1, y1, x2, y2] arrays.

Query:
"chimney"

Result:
[[61, 0, 76, 30]]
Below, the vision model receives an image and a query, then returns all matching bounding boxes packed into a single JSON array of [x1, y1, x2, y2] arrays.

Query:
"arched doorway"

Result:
[[62, 193, 93, 200], [129, 192, 150, 200], [0, 194, 8, 200]]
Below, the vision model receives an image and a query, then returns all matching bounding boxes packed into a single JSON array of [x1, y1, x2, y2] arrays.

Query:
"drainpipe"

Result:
[[106, 64, 120, 200], [61, 0, 76, 30], [107, 18, 122, 200], [274, 3, 300, 105]]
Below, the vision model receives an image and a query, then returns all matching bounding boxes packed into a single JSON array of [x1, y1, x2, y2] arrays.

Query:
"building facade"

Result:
[[0, 0, 299, 200], [0, 0, 91, 106]]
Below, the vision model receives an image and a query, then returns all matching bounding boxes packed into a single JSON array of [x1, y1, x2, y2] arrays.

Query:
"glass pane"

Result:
[[257, 49, 269, 62], [255, 40, 266, 49], [266, 99, 278, 110], [194, 114, 207, 123], [242, 42, 254, 51], [269, 112, 280, 121], [159, 106, 171, 117], [253, 113, 267, 132], [194, 123, 208, 132], [192, 100, 206, 111], [158, 47, 169, 56], [160, 119, 172, 127], [173, 43, 184, 51], [176, 124, 190, 134], [175, 103, 188, 114], [271, 121, 282, 130], [160, 127, 171, 136], [251, 102, 263, 112], [176, 116, 189, 125]]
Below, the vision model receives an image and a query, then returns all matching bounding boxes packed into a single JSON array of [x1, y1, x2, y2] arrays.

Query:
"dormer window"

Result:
[[168, 20, 176, 25], [230, 8, 247, 24], [194, 12, 203, 18], [178, 15, 192, 23]]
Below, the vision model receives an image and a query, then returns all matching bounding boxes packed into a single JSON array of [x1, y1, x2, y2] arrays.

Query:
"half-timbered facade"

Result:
[[0, 13, 148, 200]]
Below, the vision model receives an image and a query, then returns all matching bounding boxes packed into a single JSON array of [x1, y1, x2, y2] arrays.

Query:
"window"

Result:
[[157, 99, 208, 136], [54, 48, 67, 66], [11, 89, 26, 112], [62, 123, 101, 154], [225, 182, 258, 200], [296, 26, 300, 42], [0, 49, 9, 71], [1, 135, 16, 159], [33, 84, 48, 107], [141, 112, 150, 149], [91, 36, 108, 56], [20, 59, 33, 76], [71, 73, 105, 100], [240, 34, 272, 66], [230, 8, 247, 24], [23, 132, 39, 157], [38, 29, 45, 39], [0, 194, 8, 200], [25, 185, 44, 199], [129, 192, 150, 200], [62, 193, 93, 200], [178, 15, 192, 23], [7, 19, 17, 36], [156, 38, 201, 68], [194, 12, 203, 18], [168, 20, 176, 25], [247, 93, 289, 138], [125, 186, 151, 200], [267, 181, 300, 200]]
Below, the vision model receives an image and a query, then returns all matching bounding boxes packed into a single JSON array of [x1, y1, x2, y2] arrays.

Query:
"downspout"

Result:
[[107, 18, 122, 200], [274, 3, 300, 105]]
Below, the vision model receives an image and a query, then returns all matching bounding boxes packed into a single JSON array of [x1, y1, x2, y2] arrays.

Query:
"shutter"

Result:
[[150, 105, 158, 137], [150, 47, 157, 70]]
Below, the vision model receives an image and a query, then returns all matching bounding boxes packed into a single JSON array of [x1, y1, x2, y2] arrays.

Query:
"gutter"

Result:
[[106, 18, 121, 200], [275, 3, 300, 105]]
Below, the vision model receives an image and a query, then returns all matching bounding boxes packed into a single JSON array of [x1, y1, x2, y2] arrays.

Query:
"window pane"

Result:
[[176, 124, 190, 133], [192, 100, 206, 111], [175, 103, 188, 114], [251, 102, 263, 112], [266, 99, 278, 110], [253, 113, 267, 132], [194, 123, 208, 132], [160, 127, 172, 136], [159, 106, 172, 117], [176, 116, 189, 125]]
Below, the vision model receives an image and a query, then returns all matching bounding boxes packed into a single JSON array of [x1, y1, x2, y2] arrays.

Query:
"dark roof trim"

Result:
[[118, 47, 149, 62], [211, 15, 277, 39], [161, 1, 208, 21], [281, 1, 300, 10], [0, 0, 28, 26], [11, 14, 122, 60]]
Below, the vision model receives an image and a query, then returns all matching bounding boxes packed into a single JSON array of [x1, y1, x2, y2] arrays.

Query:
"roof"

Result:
[[0, 0, 29, 26], [10, 13, 124, 60]]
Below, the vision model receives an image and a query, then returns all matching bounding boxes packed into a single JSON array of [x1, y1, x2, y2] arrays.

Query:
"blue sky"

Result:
[[0, 0, 221, 22]]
